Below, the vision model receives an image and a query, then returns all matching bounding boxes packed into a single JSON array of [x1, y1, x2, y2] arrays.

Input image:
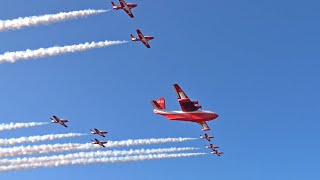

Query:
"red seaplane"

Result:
[[211, 150, 223, 157], [112, 0, 137, 18], [90, 128, 108, 137], [91, 138, 108, 148], [151, 84, 219, 131], [200, 133, 214, 142], [131, 29, 154, 48], [50, 115, 68, 128], [205, 144, 219, 151]]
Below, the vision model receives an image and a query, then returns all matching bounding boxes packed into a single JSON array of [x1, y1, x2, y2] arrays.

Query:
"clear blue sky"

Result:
[[0, 0, 319, 179]]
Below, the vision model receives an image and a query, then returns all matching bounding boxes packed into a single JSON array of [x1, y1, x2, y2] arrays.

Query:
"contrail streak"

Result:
[[0, 40, 127, 64], [0, 153, 206, 172], [0, 133, 85, 146], [0, 137, 197, 158], [0, 147, 200, 166], [0, 9, 108, 32], [0, 122, 48, 132]]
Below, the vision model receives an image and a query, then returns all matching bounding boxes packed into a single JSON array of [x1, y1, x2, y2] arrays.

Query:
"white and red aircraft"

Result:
[[211, 150, 223, 157], [90, 128, 108, 137], [151, 84, 219, 131], [112, 0, 137, 18], [50, 115, 68, 128], [200, 133, 214, 142], [206, 144, 219, 151], [91, 138, 108, 148], [131, 29, 154, 48]]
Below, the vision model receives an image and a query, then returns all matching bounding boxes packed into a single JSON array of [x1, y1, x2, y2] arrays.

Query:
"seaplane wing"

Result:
[[173, 84, 200, 112], [198, 121, 210, 131]]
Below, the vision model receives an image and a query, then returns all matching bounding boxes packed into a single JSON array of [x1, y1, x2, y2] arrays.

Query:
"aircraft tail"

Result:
[[111, 2, 118, 9], [150, 100, 164, 110], [130, 34, 137, 41], [157, 97, 166, 109]]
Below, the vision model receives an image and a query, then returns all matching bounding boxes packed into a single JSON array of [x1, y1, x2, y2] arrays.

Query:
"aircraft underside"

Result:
[[158, 111, 218, 122]]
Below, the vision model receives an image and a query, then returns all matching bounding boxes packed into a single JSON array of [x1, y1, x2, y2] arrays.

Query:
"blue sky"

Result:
[[0, 0, 319, 179]]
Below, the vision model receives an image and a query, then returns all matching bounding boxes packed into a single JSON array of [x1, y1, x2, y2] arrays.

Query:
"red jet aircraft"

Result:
[[200, 133, 214, 142], [151, 84, 219, 131], [90, 128, 108, 137], [50, 115, 68, 128], [206, 144, 219, 151], [211, 150, 223, 157], [91, 138, 108, 148], [131, 29, 154, 48], [112, 0, 137, 18]]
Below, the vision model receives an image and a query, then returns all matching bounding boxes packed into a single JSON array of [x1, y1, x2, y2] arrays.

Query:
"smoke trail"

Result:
[[0, 122, 48, 132], [0, 147, 199, 166], [0, 133, 85, 146], [0, 153, 206, 172], [0, 9, 108, 32], [0, 137, 197, 158], [0, 40, 127, 64]]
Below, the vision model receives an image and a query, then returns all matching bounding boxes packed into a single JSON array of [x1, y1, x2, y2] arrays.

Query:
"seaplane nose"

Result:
[[212, 113, 219, 119]]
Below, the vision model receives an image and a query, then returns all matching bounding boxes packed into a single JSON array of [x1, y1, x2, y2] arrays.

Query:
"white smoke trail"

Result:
[[0, 122, 48, 131], [0, 133, 85, 146], [0, 153, 206, 172], [0, 147, 200, 166], [0, 40, 127, 64], [0, 9, 108, 32], [0, 137, 197, 158]]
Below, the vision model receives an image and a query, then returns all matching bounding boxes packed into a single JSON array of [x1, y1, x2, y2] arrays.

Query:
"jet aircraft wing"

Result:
[[119, 0, 127, 7], [123, 9, 134, 18], [142, 41, 150, 48], [137, 29, 145, 39], [53, 115, 60, 121]]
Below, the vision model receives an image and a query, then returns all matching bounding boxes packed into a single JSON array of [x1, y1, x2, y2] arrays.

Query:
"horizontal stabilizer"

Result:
[[151, 100, 164, 110]]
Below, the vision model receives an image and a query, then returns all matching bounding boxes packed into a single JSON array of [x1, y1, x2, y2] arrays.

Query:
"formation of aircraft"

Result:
[[50, 115, 68, 128], [91, 138, 108, 148], [112, 0, 154, 48], [131, 29, 154, 48], [112, 0, 137, 18], [51, 84, 223, 156], [200, 133, 214, 142], [90, 128, 108, 137], [51, 115, 109, 148], [90, 127, 108, 147], [205, 143, 223, 157], [151, 84, 223, 157]]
